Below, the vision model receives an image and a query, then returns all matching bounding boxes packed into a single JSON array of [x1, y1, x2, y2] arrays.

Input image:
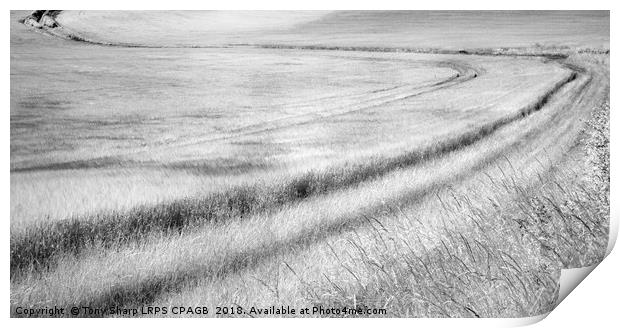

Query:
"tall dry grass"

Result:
[[296, 99, 609, 317]]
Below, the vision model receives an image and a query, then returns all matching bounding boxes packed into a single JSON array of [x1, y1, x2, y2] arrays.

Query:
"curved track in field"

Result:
[[11, 58, 480, 172], [11, 11, 583, 266], [10, 11, 610, 317]]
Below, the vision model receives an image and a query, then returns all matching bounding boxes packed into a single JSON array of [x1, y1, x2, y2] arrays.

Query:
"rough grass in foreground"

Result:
[[294, 100, 609, 317], [300, 161, 607, 317]]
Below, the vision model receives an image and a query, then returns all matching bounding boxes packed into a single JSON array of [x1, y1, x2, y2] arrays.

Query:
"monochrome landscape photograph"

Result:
[[10, 10, 610, 318]]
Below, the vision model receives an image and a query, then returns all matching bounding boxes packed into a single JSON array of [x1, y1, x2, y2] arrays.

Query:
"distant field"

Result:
[[54, 11, 609, 49], [10, 11, 609, 318]]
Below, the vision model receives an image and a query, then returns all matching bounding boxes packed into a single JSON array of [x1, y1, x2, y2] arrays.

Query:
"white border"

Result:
[[3, 1, 616, 327]]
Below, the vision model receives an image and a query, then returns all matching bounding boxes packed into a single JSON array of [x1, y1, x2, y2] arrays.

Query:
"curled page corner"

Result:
[[553, 210, 617, 308], [504, 266, 599, 327], [507, 313, 549, 327], [557, 265, 598, 305]]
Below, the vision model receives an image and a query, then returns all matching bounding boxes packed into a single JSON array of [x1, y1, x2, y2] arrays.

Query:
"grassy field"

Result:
[[10, 11, 610, 317]]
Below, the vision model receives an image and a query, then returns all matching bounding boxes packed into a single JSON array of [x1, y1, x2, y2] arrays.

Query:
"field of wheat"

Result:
[[10, 10, 610, 318]]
